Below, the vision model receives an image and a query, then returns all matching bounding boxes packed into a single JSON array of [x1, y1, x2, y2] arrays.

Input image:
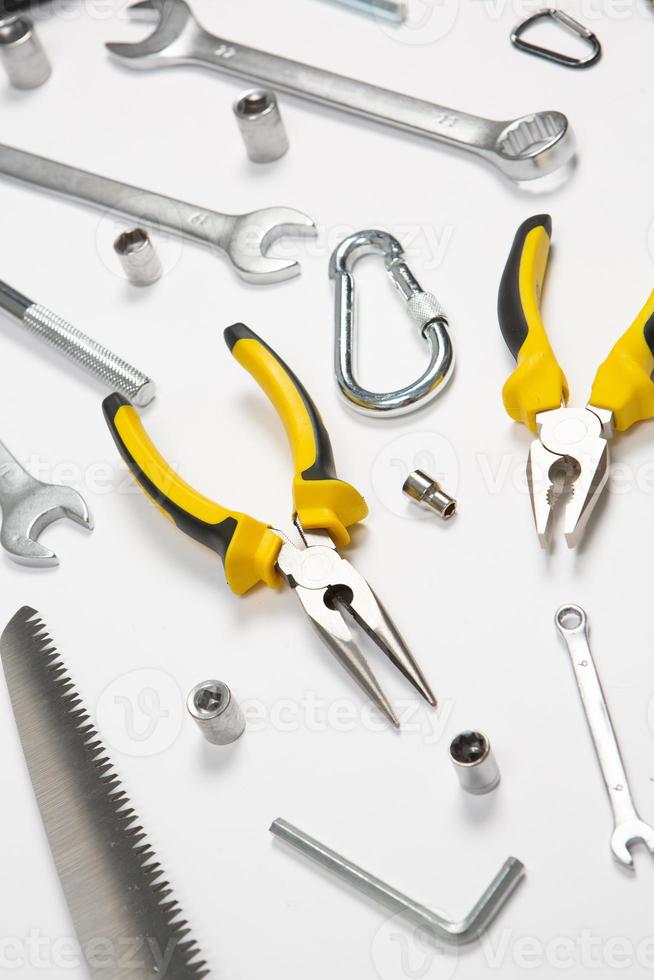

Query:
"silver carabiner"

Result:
[[511, 9, 602, 69], [329, 230, 454, 418]]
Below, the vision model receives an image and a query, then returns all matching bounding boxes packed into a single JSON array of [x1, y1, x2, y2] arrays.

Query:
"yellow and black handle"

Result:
[[589, 291, 654, 430], [103, 324, 367, 596], [498, 214, 569, 432], [225, 324, 367, 545]]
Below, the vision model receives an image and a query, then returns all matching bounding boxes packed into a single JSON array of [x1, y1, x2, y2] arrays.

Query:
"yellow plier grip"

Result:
[[498, 214, 569, 432], [103, 325, 367, 596], [225, 323, 367, 545], [103, 392, 282, 595], [589, 290, 654, 431]]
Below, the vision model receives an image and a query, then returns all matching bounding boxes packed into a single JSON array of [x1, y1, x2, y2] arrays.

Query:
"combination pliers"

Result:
[[103, 324, 435, 727], [498, 214, 654, 547]]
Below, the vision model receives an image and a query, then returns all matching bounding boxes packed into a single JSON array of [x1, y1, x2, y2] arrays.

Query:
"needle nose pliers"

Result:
[[102, 324, 436, 727], [498, 214, 654, 547]]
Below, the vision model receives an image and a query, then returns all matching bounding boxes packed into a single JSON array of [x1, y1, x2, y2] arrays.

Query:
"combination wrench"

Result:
[[555, 605, 654, 870], [0, 439, 92, 567], [105, 0, 575, 182], [0, 143, 316, 284]]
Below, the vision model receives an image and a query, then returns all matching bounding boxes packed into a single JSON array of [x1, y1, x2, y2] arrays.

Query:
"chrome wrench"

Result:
[[0, 439, 92, 566], [555, 605, 654, 870], [106, 0, 575, 182], [0, 143, 316, 284]]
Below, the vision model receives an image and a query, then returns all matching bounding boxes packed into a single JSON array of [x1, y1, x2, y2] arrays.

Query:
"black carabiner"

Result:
[[511, 9, 602, 69]]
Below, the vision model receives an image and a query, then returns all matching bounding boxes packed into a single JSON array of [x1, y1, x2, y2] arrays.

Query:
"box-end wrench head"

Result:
[[0, 442, 92, 567], [106, 0, 575, 182], [555, 604, 654, 871]]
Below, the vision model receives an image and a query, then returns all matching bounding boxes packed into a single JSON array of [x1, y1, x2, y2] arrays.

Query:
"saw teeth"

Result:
[[1, 607, 211, 980]]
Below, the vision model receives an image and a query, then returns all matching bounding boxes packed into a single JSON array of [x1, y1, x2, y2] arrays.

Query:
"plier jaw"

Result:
[[275, 520, 437, 727], [528, 406, 611, 548]]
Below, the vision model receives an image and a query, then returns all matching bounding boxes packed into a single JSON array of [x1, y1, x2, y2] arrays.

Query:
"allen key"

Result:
[[270, 819, 525, 945]]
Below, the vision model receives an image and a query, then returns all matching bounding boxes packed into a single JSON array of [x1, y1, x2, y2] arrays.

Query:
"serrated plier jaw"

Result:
[[528, 405, 611, 548]]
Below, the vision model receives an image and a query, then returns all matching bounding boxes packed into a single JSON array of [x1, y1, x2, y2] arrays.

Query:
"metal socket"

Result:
[[114, 228, 163, 286], [187, 680, 245, 745], [450, 731, 500, 795], [0, 15, 50, 89], [233, 89, 289, 163], [403, 469, 457, 519]]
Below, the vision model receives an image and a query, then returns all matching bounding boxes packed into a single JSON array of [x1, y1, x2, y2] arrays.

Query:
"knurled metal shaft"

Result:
[[0, 278, 155, 406]]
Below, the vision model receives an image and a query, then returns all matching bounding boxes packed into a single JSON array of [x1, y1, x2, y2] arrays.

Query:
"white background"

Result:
[[1, 0, 654, 977]]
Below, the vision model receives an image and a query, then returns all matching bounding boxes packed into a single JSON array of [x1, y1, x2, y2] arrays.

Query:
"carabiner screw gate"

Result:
[[511, 9, 601, 69], [329, 230, 454, 418]]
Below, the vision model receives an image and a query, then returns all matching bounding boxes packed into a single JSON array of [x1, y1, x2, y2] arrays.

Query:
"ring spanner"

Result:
[[106, 0, 575, 182], [556, 605, 654, 870], [0, 143, 316, 284]]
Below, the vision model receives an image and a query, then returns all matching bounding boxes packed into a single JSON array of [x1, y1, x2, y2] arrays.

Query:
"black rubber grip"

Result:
[[102, 393, 239, 562], [498, 214, 552, 361], [224, 323, 338, 482]]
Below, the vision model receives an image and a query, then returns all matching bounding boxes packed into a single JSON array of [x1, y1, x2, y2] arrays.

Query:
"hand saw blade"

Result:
[[0, 606, 210, 980]]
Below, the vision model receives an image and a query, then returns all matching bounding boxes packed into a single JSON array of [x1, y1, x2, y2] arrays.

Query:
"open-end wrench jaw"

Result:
[[227, 208, 317, 284], [106, 0, 200, 67], [0, 482, 92, 567], [611, 820, 654, 870]]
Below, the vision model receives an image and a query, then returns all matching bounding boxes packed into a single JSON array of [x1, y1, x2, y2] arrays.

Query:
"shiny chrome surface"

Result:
[[449, 731, 500, 795], [556, 604, 654, 870], [318, 0, 407, 23], [233, 89, 289, 163], [114, 226, 163, 285], [270, 818, 525, 945], [0, 15, 51, 89], [0, 276, 155, 406], [528, 405, 610, 548], [0, 440, 91, 566], [187, 679, 246, 744], [403, 469, 457, 520], [0, 607, 210, 977], [0, 142, 316, 283], [106, 0, 575, 181], [330, 230, 454, 417], [275, 520, 436, 728]]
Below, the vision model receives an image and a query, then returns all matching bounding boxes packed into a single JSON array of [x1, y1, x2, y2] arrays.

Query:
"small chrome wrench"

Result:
[[0, 143, 316, 284], [0, 440, 92, 566], [555, 605, 654, 870], [105, 0, 575, 182]]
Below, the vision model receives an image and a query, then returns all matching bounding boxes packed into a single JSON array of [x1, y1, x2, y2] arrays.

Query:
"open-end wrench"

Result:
[[0, 143, 316, 284], [0, 440, 92, 566], [555, 605, 654, 870], [106, 0, 575, 182]]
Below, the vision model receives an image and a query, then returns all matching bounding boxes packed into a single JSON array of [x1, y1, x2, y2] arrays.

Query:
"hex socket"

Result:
[[233, 89, 289, 163], [403, 469, 456, 520], [450, 731, 500, 795], [187, 680, 245, 745], [0, 15, 51, 89], [114, 228, 162, 286]]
